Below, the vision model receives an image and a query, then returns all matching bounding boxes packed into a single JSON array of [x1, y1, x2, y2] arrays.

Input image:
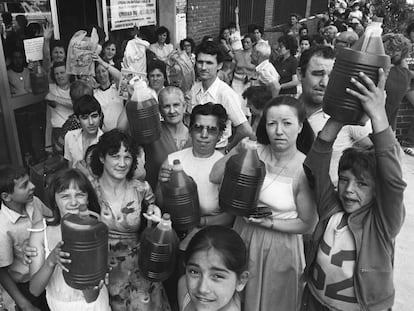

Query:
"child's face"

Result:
[[9, 174, 35, 205], [54, 181, 88, 216], [229, 27, 236, 34], [185, 248, 246, 311], [338, 169, 375, 213], [78, 111, 101, 135]]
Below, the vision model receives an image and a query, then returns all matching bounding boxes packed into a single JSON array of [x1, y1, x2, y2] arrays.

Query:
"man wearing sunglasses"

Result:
[[158, 102, 235, 229], [188, 40, 254, 153]]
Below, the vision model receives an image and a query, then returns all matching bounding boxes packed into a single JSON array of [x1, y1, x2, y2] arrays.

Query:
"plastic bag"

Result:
[[66, 28, 99, 76], [123, 36, 150, 74], [166, 50, 195, 93]]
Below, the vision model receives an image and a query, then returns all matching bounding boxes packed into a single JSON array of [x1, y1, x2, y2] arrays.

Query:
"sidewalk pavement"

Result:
[[394, 152, 414, 310]]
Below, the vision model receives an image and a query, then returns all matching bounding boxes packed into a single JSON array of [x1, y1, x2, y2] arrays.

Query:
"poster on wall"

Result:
[[110, 0, 156, 31]]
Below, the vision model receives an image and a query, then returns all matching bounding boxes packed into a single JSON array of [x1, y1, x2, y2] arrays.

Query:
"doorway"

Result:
[[56, 0, 100, 44]]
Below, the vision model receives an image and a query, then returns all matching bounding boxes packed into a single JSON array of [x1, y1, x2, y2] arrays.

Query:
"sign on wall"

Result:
[[110, 0, 156, 31]]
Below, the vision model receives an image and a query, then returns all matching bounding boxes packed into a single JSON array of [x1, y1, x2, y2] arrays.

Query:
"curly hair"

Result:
[[89, 129, 139, 180], [382, 33, 411, 63]]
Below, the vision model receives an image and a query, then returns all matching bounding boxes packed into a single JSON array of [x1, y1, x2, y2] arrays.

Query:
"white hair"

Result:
[[254, 41, 271, 59]]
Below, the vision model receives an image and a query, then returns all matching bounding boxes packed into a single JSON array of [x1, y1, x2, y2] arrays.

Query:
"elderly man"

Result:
[[250, 41, 281, 96], [334, 30, 359, 51]]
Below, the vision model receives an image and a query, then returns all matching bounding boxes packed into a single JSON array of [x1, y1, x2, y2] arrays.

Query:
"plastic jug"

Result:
[[61, 210, 108, 290], [126, 79, 161, 144], [323, 19, 391, 125], [161, 159, 200, 232], [219, 139, 266, 216], [139, 213, 179, 282], [30, 62, 49, 95]]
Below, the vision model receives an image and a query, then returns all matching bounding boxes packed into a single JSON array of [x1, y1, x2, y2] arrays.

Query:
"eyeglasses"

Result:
[[191, 124, 219, 135]]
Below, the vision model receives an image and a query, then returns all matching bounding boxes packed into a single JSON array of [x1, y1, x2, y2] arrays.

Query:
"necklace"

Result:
[[260, 148, 298, 192]]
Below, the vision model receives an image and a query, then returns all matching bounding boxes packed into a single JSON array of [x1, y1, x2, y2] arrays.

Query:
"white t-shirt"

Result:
[[189, 77, 247, 148], [45, 84, 73, 128], [253, 59, 280, 86], [168, 148, 223, 216], [229, 30, 243, 51], [94, 85, 124, 132], [64, 128, 103, 166]]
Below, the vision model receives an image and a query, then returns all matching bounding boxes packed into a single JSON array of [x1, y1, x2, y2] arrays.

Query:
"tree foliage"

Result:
[[371, 0, 414, 33]]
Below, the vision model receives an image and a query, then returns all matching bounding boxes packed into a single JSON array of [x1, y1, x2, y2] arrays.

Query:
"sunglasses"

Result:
[[191, 124, 219, 135]]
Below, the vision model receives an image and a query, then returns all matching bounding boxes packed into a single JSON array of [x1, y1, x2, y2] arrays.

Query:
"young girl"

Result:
[[29, 169, 111, 311], [178, 226, 249, 311]]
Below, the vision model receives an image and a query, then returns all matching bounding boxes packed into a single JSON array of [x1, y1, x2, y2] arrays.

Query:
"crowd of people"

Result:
[[0, 1, 411, 310]]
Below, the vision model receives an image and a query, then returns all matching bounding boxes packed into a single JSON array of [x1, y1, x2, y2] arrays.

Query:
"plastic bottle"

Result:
[[323, 19, 391, 125], [61, 210, 108, 290], [161, 159, 200, 232], [219, 139, 266, 216], [126, 79, 161, 144], [30, 62, 49, 95], [139, 213, 179, 282]]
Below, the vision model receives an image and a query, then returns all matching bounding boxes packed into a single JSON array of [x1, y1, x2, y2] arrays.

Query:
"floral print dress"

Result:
[[92, 179, 171, 311]]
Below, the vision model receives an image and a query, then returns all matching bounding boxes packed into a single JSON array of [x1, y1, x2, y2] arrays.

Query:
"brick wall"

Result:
[[186, 0, 221, 44], [396, 97, 414, 141]]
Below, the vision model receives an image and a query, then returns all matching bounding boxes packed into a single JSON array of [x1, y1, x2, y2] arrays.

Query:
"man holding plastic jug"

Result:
[[187, 40, 254, 153], [298, 45, 372, 184]]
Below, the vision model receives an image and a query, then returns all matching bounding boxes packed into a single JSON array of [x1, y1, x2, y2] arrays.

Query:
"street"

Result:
[[394, 152, 414, 310]]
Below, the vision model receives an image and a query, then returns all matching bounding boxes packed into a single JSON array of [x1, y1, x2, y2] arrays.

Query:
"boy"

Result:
[[64, 94, 103, 169], [0, 166, 50, 311], [301, 69, 406, 311]]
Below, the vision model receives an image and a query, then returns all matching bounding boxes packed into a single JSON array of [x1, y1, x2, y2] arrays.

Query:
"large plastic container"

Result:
[[126, 79, 161, 144], [30, 62, 49, 95], [138, 213, 179, 282], [161, 159, 200, 232], [323, 20, 391, 125], [61, 210, 108, 290], [219, 140, 266, 216]]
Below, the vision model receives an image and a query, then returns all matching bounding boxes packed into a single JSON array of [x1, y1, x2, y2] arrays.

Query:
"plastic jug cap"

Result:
[[172, 159, 183, 171], [162, 213, 171, 221]]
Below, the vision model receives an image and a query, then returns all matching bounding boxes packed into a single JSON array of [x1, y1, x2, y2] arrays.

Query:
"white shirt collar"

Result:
[[0, 201, 34, 224]]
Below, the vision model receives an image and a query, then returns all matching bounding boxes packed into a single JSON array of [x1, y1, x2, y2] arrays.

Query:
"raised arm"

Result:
[[234, 6, 240, 32]]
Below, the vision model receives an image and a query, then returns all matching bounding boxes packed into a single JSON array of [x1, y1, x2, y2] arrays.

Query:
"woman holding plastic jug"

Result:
[[89, 129, 171, 311], [211, 96, 317, 311], [28, 169, 110, 311]]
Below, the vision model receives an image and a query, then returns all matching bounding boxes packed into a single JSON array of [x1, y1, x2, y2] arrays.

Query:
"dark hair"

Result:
[[184, 226, 248, 276], [228, 22, 237, 30], [300, 35, 311, 44], [73, 94, 102, 117], [219, 27, 230, 40], [70, 80, 94, 102], [299, 45, 335, 76], [278, 34, 299, 55], [338, 147, 376, 181], [155, 26, 170, 44], [195, 40, 223, 64], [201, 35, 214, 43], [50, 61, 67, 84], [189, 102, 228, 132], [1, 12, 12, 25], [310, 34, 327, 46], [407, 22, 414, 38], [47, 169, 101, 226], [252, 24, 264, 35], [0, 165, 27, 200], [242, 85, 272, 110], [101, 39, 118, 59], [147, 60, 168, 87], [256, 96, 306, 145], [50, 40, 66, 56], [90, 129, 138, 180], [180, 37, 195, 52], [242, 34, 254, 44]]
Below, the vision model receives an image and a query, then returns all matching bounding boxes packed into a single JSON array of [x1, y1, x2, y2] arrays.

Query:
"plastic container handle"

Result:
[[80, 210, 101, 221]]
